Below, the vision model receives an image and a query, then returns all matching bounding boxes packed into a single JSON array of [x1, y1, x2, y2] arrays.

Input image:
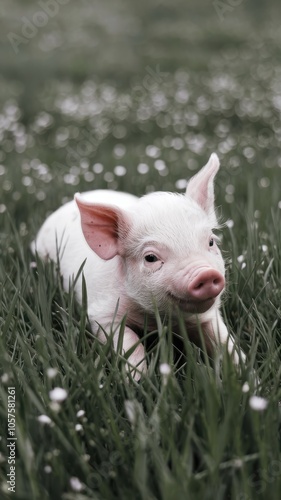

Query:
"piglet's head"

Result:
[[75, 153, 224, 315]]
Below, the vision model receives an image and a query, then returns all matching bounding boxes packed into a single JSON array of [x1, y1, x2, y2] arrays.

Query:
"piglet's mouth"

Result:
[[167, 292, 216, 314]]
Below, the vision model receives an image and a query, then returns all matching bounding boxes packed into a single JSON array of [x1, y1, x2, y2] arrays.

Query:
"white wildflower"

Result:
[[1, 373, 9, 383], [226, 219, 234, 229], [159, 363, 171, 376], [242, 382, 250, 393], [124, 400, 138, 426], [249, 395, 268, 411], [37, 414, 53, 426], [49, 402, 61, 413], [70, 477, 84, 492], [76, 409, 85, 418], [47, 368, 58, 379], [49, 387, 68, 403]]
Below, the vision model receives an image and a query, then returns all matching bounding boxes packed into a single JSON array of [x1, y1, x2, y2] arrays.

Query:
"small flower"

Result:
[[249, 395, 268, 411], [242, 382, 250, 393], [159, 363, 171, 386], [70, 477, 84, 492], [49, 402, 61, 413], [226, 219, 234, 229], [159, 363, 171, 376], [47, 368, 58, 379], [37, 414, 53, 426], [75, 424, 83, 432], [49, 387, 68, 403], [124, 400, 138, 426], [1, 373, 9, 383], [76, 409, 85, 418]]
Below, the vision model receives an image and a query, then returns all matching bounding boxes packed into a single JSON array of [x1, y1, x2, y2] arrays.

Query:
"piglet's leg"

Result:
[[115, 326, 147, 380], [96, 323, 147, 380], [204, 312, 246, 365], [207, 314, 261, 387]]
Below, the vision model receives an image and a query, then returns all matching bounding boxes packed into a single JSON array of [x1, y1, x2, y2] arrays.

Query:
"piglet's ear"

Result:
[[75, 194, 130, 260], [185, 153, 220, 222]]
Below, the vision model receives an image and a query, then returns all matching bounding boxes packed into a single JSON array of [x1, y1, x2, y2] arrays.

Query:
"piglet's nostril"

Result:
[[188, 269, 225, 301]]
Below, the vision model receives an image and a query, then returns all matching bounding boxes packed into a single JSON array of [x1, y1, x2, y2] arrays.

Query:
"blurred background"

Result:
[[2, 4, 281, 498], [1, 0, 281, 235]]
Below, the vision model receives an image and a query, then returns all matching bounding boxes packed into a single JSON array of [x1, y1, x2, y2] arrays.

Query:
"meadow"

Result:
[[0, 0, 281, 498]]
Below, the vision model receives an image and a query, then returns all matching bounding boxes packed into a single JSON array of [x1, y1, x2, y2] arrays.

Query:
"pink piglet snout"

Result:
[[188, 269, 225, 301]]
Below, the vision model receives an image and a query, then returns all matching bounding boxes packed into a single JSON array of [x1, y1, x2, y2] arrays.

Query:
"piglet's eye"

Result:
[[209, 238, 214, 247], [145, 254, 159, 263]]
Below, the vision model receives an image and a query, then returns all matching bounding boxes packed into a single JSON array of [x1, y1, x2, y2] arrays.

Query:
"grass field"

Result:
[[0, 1, 281, 498]]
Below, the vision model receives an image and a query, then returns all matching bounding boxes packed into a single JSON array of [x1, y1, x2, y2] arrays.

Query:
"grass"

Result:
[[1, 0, 281, 498], [0, 220, 280, 499]]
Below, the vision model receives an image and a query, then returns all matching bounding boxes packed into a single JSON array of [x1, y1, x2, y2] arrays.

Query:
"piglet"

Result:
[[33, 153, 244, 378]]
